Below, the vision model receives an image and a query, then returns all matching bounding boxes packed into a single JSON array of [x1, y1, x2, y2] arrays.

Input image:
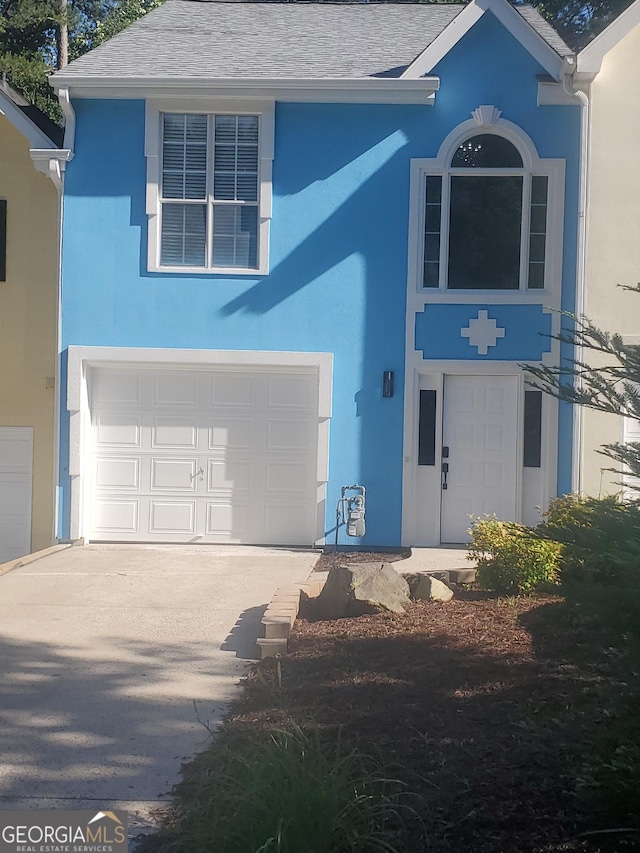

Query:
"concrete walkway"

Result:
[[0, 544, 317, 840], [399, 546, 475, 573]]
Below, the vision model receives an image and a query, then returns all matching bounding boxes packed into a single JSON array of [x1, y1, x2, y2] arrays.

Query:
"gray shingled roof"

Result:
[[55, 0, 572, 81], [516, 5, 573, 58]]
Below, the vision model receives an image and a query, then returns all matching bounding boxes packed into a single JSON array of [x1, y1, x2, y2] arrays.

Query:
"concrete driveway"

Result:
[[0, 544, 317, 837]]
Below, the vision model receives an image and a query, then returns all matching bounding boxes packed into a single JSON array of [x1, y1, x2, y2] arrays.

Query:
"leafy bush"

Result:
[[469, 517, 561, 594], [153, 723, 421, 853], [540, 494, 640, 587]]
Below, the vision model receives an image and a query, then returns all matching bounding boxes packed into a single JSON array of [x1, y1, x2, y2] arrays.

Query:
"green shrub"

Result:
[[469, 517, 562, 595], [541, 495, 640, 587], [154, 724, 422, 853]]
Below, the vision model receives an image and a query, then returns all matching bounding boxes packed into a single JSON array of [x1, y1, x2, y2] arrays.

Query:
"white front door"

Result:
[[0, 427, 33, 562], [440, 375, 519, 543]]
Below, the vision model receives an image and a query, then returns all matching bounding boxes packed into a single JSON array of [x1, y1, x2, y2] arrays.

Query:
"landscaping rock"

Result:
[[408, 574, 455, 602], [314, 562, 411, 619]]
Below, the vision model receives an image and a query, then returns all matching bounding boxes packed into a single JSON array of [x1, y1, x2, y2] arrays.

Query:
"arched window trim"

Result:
[[407, 112, 566, 296]]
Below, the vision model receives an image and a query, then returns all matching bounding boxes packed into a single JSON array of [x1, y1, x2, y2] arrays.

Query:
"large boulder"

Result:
[[404, 572, 454, 602], [314, 562, 411, 619]]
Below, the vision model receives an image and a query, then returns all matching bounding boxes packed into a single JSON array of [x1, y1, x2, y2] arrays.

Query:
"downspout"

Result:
[[562, 59, 589, 496], [52, 86, 76, 542], [58, 86, 76, 150]]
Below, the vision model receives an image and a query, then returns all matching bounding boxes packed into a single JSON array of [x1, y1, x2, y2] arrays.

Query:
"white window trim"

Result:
[[407, 112, 565, 306], [145, 98, 275, 276]]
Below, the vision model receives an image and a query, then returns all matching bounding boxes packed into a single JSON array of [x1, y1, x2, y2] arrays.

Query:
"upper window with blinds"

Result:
[[159, 113, 259, 270], [146, 102, 274, 275]]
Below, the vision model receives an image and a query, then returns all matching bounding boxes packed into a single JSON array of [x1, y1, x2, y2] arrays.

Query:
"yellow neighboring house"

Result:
[[575, 2, 640, 498], [0, 81, 70, 562]]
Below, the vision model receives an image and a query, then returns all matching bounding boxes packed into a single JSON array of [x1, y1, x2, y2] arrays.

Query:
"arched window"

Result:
[[418, 128, 554, 291]]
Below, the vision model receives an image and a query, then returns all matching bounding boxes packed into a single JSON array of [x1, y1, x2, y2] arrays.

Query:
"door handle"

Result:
[[442, 461, 449, 490]]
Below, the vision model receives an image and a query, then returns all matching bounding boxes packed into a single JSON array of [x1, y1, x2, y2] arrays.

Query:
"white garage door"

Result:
[[0, 427, 33, 563], [89, 367, 320, 545]]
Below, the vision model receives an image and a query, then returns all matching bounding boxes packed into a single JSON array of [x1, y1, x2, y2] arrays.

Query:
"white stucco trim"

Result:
[[50, 78, 440, 105], [577, 0, 640, 76], [402, 109, 564, 545], [401, 0, 566, 81], [145, 99, 274, 276], [66, 346, 333, 544], [538, 80, 581, 106]]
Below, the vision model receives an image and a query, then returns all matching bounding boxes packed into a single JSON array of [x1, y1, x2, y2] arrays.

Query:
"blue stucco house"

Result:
[[50, 0, 582, 549]]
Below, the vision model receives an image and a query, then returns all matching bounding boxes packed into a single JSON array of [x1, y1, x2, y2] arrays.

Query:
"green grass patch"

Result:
[[146, 722, 423, 853]]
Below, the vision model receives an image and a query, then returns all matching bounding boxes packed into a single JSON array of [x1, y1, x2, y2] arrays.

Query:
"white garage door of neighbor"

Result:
[[0, 427, 33, 563], [89, 367, 320, 545]]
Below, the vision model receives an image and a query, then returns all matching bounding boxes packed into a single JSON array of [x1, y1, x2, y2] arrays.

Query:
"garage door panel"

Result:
[[207, 459, 253, 492], [0, 473, 31, 514], [151, 458, 198, 491], [154, 373, 199, 408], [152, 418, 198, 449], [0, 433, 36, 468], [206, 501, 251, 537], [211, 374, 255, 407], [0, 520, 32, 560], [92, 371, 142, 407], [149, 500, 196, 534], [95, 457, 140, 490], [266, 419, 313, 451], [94, 499, 139, 533], [209, 418, 254, 450], [267, 375, 315, 411], [264, 504, 310, 544], [96, 415, 142, 448], [266, 461, 311, 494], [0, 429, 33, 562]]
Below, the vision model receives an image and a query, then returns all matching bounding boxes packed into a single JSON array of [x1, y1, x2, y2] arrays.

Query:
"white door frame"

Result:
[[401, 360, 559, 546], [66, 346, 333, 545]]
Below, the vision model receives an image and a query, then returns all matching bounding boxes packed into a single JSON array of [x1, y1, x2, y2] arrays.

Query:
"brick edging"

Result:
[[257, 573, 327, 659]]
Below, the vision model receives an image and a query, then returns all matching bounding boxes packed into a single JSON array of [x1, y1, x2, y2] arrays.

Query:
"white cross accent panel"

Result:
[[460, 310, 506, 355]]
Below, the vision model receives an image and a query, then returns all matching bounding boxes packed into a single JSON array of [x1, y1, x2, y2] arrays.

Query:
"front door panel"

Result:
[[440, 375, 519, 543]]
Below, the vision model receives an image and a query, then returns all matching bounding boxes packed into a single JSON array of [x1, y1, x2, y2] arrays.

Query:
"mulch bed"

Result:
[[228, 588, 640, 853]]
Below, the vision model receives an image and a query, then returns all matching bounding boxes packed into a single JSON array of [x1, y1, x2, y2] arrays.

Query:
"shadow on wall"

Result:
[[216, 126, 413, 546]]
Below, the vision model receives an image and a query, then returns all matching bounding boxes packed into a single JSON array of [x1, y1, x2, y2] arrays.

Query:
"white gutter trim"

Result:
[[57, 87, 76, 151], [49, 77, 441, 105], [30, 148, 73, 191], [49, 75, 440, 91], [563, 59, 589, 496], [49, 77, 440, 105]]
